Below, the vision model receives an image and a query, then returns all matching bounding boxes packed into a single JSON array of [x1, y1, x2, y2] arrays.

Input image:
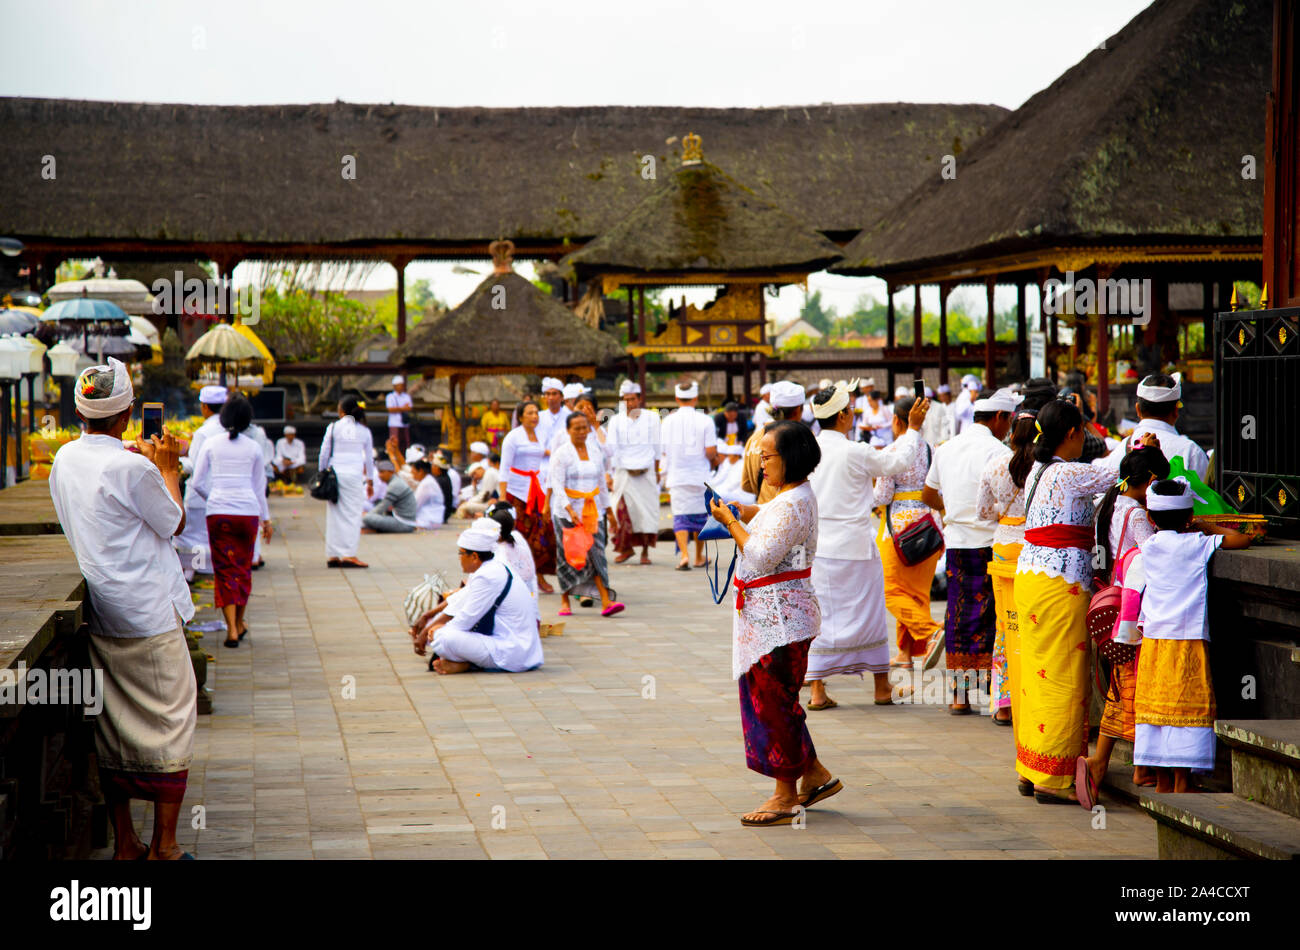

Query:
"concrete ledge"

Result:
[[1216, 720, 1300, 818], [1141, 791, 1300, 860]]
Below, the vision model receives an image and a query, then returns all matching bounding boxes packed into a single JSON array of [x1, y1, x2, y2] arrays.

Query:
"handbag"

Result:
[[403, 571, 453, 627], [884, 445, 943, 567], [1086, 509, 1141, 696], [308, 466, 338, 503], [700, 485, 740, 604]]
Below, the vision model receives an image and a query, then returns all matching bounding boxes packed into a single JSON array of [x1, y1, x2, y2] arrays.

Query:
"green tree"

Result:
[[373, 278, 445, 336], [799, 289, 837, 336], [256, 288, 381, 412], [779, 332, 817, 352], [833, 293, 889, 339]]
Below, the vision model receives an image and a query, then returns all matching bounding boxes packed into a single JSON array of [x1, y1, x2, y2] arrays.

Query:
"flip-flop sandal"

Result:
[[579, 597, 595, 608], [326, 559, 342, 567], [807, 698, 838, 710], [1017, 779, 1035, 797], [876, 686, 912, 705], [993, 712, 1013, 726], [675, 562, 691, 571], [1075, 756, 1098, 810], [740, 810, 799, 827], [639, 556, 651, 565], [949, 705, 973, 716], [798, 777, 843, 808], [338, 560, 369, 568], [557, 608, 573, 617], [1033, 789, 1077, 805], [601, 602, 625, 617], [223, 639, 239, 649]]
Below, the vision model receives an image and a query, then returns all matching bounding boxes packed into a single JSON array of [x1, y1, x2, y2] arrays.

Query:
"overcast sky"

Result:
[[4, 0, 1152, 321]]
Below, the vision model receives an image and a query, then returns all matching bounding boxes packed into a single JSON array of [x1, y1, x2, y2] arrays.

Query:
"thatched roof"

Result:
[[834, 0, 1270, 278], [391, 271, 623, 373], [562, 156, 843, 279], [0, 100, 1006, 250]]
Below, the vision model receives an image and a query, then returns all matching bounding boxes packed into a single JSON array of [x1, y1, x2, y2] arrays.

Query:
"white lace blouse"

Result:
[[874, 438, 932, 533], [549, 441, 610, 517], [976, 456, 1027, 547], [1016, 457, 1117, 587], [732, 481, 820, 679], [1107, 494, 1156, 579]]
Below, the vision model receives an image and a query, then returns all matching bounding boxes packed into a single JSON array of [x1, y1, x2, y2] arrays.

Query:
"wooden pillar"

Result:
[[637, 284, 646, 344], [1203, 281, 1215, 357], [984, 276, 996, 387], [625, 284, 634, 344], [742, 352, 752, 405], [1263, 0, 1299, 307], [1036, 268, 1050, 333], [938, 281, 951, 388], [395, 259, 408, 345], [1095, 264, 1113, 417], [1016, 280, 1028, 378], [724, 363, 735, 402], [912, 284, 923, 377], [459, 379, 470, 466], [637, 356, 646, 397], [758, 352, 768, 389]]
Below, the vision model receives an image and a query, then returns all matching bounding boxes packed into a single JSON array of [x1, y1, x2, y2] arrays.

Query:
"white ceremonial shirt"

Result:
[[809, 428, 921, 560], [606, 408, 661, 472], [191, 432, 270, 520], [534, 406, 571, 452], [1099, 417, 1210, 482], [951, 390, 976, 435], [385, 390, 413, 428], [862, 400, 894, 446], [1137, 531, 1224, 641], [182, 414, 223, 501], [448, 559, 544, 671], [660, 406, 718, 489], [924, 422, 1012, 549], [49, 434, 195, 638], [274, 436, 306, 469], [751, 400, 773, 430]]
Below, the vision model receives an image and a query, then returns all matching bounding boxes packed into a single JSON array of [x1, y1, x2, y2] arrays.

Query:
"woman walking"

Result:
[[709, 420, 840, 826], [874, 402, 945, 671], [499, 400, 555, 593], [191, 394, 271, 648], [319, 394, 375, 568], [550, 412, 623, 617], [1014, 398, 1148, 803], [975, 407, 1039, 725]]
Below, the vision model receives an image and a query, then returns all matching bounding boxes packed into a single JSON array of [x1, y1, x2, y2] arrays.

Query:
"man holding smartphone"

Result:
[[49, 357, 198, 860]]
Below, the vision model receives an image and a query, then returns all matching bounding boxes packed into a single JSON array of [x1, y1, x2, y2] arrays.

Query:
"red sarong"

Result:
[[206, 514, 258, 608], [739, 640, 816, 780]]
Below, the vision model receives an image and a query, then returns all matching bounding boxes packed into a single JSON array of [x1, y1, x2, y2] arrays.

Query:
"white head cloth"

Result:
[[962, 374, 982, 390], [469, 441, 490, 456], [563, 383, 585, 400], [283, 425, 296, 435], [720, 442, 744, 456], [619, 380, 641, 396], [391, 375, 404, 385], [818, 378, 833, 390], [541, 376, 564, 394], [74, 357, 134, 419], [759, 383, 772, 396], [1136, 373, 1182, 403], [405, 446, 425, 464], [971, 387, 1024, 413], [458, 518, 501, 553], [199, 385, 228, 405], [675, 382, 699, 399], [1146, 475, 1205, 511], [924, 386, 934, 398], [769, 380, 806, 409], [937, 384, 951, 394], [894, 385, 910, 399], [812, 383, 851, 419]]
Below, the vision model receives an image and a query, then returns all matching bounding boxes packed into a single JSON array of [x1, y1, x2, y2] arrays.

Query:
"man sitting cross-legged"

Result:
[[410, 518, 544, 674]]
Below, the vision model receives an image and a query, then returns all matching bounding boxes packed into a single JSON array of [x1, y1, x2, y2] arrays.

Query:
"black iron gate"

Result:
[[1214, 307, 1300, 534]]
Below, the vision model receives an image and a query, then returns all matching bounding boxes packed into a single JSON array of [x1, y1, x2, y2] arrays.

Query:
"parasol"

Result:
[[42, 297, 130, 323], [186, 322, 264, 387], [0, 308, 40, 334]]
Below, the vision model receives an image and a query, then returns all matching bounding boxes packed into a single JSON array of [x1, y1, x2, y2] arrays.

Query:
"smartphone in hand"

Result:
[[913, 379, 925, 399], [141, 402, 164, 441]]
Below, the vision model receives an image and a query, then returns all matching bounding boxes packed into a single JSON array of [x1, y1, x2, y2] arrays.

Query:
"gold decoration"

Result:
[[1280, 325, 1288, 345], [626, 285, 770, 356], [489, 238, 515, 275], [1261, 283, 1269, 308], [1230, 286, 1239, 311], [1281, 488, 1289, 508], [681, 132, 703, 166], [1238, 328, 1245, 347], [1237, 485, 1246, 504]]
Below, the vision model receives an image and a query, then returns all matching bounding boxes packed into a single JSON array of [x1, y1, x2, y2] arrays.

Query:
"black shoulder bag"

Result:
[[885, 443, 945, 566], [308, 423, 340, 503]]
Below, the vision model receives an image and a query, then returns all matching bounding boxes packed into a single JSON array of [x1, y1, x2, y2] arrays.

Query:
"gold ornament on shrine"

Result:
[[1281, 488, 1289, 508], [490, 238, 515, 274], [1280, 325, 1289, 346], [1239, 328, 1245, 347], [1237, 485, 1246, 504], [682, 132, 704, 166]]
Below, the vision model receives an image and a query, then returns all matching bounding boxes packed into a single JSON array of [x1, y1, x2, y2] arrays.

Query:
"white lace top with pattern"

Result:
[[976, 455, 1027, 547], [1015, 458, 1116, 587], [874, 439, 933, 533], [732, 481, 820, 679]]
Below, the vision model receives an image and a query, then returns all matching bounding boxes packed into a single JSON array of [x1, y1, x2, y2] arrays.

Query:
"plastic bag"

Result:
[[562, 524, 594, 570]]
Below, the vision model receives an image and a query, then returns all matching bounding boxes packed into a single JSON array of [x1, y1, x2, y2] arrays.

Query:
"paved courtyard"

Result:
[[157, 496, 1157, 859]]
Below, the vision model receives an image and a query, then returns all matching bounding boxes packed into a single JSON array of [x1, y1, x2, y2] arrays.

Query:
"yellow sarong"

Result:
[[876, 504, 943, 659], [988, 537, 1022, 730], [1134, 639, 1215, 729], [1014, 570, 1090, 789]]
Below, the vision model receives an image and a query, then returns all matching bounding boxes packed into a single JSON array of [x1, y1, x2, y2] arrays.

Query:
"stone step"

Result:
[[1216, 719, 1300, 818], [1140, 791, 1300, 860]]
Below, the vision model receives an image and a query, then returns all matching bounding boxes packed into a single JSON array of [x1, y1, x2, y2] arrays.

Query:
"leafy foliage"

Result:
[[256, 288, 381, 362]]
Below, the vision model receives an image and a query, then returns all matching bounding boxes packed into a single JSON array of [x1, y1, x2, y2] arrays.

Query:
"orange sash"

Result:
[[565, 486, 600, 535]]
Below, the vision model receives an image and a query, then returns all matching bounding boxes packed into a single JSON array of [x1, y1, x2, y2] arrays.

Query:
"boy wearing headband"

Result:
[[1129, 478, 1253, 793], [1099, 373, 1209, 480]]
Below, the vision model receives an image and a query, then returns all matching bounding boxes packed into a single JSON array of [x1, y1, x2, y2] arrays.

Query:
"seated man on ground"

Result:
[[362, 461, 418, 533], [411, 518, 544, 674], [274, 426, 307, 483], [456, 443, 502, 519]]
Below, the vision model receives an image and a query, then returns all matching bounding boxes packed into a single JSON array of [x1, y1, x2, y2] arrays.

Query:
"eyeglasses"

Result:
[[760, 453, 780, 463]]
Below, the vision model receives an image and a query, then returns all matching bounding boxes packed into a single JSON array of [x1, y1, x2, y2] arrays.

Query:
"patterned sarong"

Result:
[[1014, 570, 1090, 789], [206, 513, 258, 608], [987, 541, 1022, 716], [876, 516, 943, 658], [739, 640, 816, 780], [944, 547, 996, 670], [553, 516, 613, 600], [510, 491, 556, 575], [1133, 639, 1216, 771], [1099, 659, 1138, 742]]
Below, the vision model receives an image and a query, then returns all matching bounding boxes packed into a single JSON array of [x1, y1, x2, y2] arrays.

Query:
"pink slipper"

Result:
[[557, 608, 573, 617], [601, 602, 625, 617], [1075, 755, 1097, 811]]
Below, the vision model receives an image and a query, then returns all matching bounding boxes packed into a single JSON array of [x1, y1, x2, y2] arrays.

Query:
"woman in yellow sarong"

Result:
[[875, 403, 944, 670], [975, 409, 1038, 731], [1015, 398, 1138, 804]]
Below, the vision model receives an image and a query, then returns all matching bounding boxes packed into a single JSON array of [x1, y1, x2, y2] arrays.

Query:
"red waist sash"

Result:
[[734, 567, 812, 611], [1024, 524, 1094, 549], [510, 467, 546, 515]]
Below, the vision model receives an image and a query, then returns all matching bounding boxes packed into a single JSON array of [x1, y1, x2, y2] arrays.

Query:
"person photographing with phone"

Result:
[[49, 357, 199, 860]]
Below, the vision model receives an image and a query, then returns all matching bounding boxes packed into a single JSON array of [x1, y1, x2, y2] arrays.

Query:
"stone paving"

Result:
[[155, 496, 1156, 859]]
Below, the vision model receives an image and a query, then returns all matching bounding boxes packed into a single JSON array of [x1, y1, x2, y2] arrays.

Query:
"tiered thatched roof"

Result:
[[834, 0, 1270, 280], [391, 271, 623, 375], [562, 149, 844, 281], [0, 99, 1006, 252]]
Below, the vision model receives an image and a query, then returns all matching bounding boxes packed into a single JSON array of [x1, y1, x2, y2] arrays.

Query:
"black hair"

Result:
[[1019, 378, 1058, 413], [1094, 445, 1171, 576], [1032, 398, 1084, 463], [220, 393, 253, 440], [566, 410, 588, 430], [516, 399, 539, 420], [1135, 374, 1179, 421], [892, 395, 916, 423], [1007, 412, 1039, 489], [487, 502, 516, 543], [971, 389, 1001, 425], [80, 369, 132, 432], [489, 452, 501, 464], [339, 394, 366, 423], [767, 419, 821, 484], [460, 548, 495, 561], [411, 460, 432, 475], [770, 405, 804, 423], [1148, 478, 1195, 531]]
